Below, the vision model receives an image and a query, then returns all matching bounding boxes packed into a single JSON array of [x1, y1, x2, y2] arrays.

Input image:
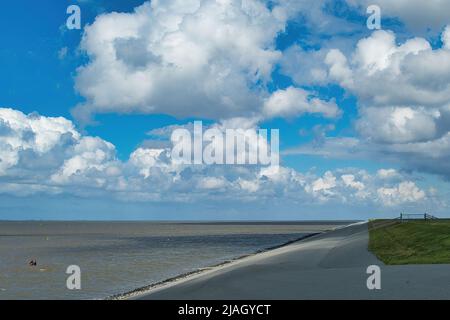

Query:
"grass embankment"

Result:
[[368, 219, 450, 265]]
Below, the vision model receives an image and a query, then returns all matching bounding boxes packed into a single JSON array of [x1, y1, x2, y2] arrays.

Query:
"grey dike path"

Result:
[[136, 222, 450, 300]]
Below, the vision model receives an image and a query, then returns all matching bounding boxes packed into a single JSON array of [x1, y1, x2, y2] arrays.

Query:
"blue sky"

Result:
[[1, 0, 450, 220]]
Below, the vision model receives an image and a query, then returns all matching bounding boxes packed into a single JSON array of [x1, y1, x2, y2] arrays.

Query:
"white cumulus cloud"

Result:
[[73, 0, 293, 122], [263, 87, 341, 119], [377, 181, 426, 206]]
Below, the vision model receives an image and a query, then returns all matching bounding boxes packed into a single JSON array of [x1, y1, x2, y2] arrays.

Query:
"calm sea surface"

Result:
[[0, 221, 353, 300]]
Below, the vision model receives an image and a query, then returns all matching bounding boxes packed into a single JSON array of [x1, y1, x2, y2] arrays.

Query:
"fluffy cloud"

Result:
[[72, 0, 348, 124], [377, 181, 426, 206], [286, 132, 450, 181], [263, 87, 341, 119], [0, 108, 432, 208], [319, 28, 450, 179], [324, 30, 450, 109], [305, 171, 366, 201], [0, 108, 79, 176], [377, 169, 398, 179], [281, 39, 357, 89], [50, 136, 118, 186], [309, 171, 337, 193], [129, 148, 169, 179], [197, 176, 228, 190], [73, 0, 293, 122], [341, 174, 365, 191], [280, 46, 330, 86], [356, 107, 438, 144]]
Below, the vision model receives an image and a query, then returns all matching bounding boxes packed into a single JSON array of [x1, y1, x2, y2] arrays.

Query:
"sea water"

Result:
[[0, 221, 352, 299]]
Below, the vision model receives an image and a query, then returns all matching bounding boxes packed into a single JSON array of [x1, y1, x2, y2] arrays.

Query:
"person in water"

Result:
[[29, 259, 37, 267]]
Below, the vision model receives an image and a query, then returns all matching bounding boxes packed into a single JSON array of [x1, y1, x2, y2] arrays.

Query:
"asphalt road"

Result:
[[137, 223, 450, 300]]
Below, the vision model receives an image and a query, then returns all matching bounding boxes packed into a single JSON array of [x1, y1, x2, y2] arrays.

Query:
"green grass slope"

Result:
[[369, 220, 450, 265]]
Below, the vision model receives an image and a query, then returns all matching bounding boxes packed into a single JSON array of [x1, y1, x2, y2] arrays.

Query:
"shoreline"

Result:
[[107, 232, 324, 300]]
